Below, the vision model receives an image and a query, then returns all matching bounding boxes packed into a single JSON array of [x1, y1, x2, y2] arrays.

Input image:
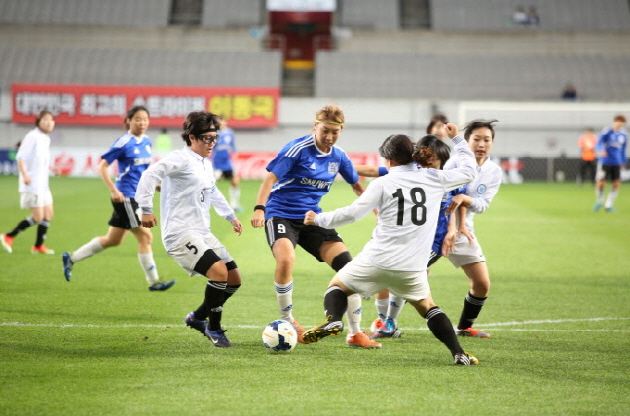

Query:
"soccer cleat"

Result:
[[292, 319, 307, 344], [457, 327, 491, 338], [347, 331, 382, 349], [593, 202, 602, 212], [302, 317, 344, 344], [370, 317, 384, 334], [184, 311, 208, 335], [1, 233, 14, 253], [31, 245, 55, 255], [62, 252, 73, 281], [604, 206, 616, 213], [148, 280, 176, 291], [205, 329, 232, 348], [454, 352, 479, 366], [371, 317, 402, 339]]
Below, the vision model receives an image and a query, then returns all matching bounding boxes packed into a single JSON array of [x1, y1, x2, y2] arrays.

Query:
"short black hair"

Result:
[[463, 119, 498, 141], [379, 134, 414, 165], [181, 111, 221, 145]]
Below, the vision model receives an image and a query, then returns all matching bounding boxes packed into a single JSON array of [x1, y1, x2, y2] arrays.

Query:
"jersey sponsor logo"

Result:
[[328, 162, 339, 175], [477, 184, 487, 194], [300, 177, 332, 190], [133, 157, 152, 166]]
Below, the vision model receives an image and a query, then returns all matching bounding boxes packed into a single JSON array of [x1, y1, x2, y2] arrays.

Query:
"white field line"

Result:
[[1, 317, 629, 331]]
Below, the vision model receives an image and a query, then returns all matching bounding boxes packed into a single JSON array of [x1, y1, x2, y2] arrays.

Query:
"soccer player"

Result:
[[61, 106, 174, 291], [443, 119, 502, 338], [2, 111, 57, 255], [301, 126, 479, 365], [136, 111, 243, 348], [593, 115, 627, 213], [212, 118, 242, 212], [250, 104, 380, 349]]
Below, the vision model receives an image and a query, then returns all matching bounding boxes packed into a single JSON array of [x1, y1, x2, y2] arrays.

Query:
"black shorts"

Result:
[[264, 217, 343, 262], [108, 197, 141, 229], [600, 164, 621, 181], [218, 170, 234, 179]]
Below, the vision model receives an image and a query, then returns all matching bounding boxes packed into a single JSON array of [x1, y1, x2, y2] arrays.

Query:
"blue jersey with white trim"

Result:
[[211, 127, 236, 171], [265, 134, 359, 219], [101, 132, 153, 198], [597, 127, 627, 166]]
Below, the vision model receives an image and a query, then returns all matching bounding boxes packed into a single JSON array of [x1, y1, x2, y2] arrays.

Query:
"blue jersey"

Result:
[[432, 185, 467, 253], [265, 134, 359, 220], [101, 132, 153, 198], [597, 127, 627, 166], [212, 127, 236, 171]]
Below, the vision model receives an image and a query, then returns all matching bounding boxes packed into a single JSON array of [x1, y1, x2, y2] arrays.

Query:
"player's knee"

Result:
[[275, 253, 295, 272], [194, 249, 227, 281], [331, 251, 353, 272]]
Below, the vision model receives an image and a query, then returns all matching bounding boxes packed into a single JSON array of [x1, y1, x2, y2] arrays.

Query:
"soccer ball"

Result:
[[262, 320, 298, 353]]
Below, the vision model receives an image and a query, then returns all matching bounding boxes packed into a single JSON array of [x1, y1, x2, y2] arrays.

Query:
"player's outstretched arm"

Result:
[[251, 172, 278, 228]]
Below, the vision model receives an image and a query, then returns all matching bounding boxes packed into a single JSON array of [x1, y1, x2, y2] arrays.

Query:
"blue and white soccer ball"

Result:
[[262, 320, 298, 353]]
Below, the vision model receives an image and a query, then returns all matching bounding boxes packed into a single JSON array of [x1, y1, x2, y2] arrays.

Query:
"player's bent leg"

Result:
[[457, 262, 490, 338]]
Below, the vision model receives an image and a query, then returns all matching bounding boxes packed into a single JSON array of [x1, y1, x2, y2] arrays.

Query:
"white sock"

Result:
[[596, 188, 605, 203], [70, 237, 104, 263], [138, 252, 159, 284], [387, 294, 406, 321], [375, 297, 388, 320], [605, 190, 618, 208], [229, 186, 240, 208], [346, 293, 362, 334], [275, 281, 294, 322]]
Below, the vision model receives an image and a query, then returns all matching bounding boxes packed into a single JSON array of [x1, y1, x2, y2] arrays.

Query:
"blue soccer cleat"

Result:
[[184, 311, 208, 335], [205, 329, 232, 348], [593, 202, 603, 212], [62, 252, 73, 281], [149, 280, 176, 291]]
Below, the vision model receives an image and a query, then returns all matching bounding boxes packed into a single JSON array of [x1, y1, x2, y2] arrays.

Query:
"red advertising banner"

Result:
[[11, 84, 279, 128]]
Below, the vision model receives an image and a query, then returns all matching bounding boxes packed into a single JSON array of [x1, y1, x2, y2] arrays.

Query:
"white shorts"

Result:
[[167, 232, 234, 277], [20, 191, 53, 209], [336, 256, 430, 302], [447, 236, 486, 268]]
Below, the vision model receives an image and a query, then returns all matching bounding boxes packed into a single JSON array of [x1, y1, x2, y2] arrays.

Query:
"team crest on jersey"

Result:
[[328, 162, 339, 175], [477, 184, 487, 194]]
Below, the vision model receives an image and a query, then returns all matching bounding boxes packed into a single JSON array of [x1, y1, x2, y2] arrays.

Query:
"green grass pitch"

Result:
[[1, 176, 629, 416]]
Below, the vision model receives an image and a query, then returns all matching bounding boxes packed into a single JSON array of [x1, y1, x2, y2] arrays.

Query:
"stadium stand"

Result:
[[0, 45, 281, 88], [338, 0, 400, 30], [201, 0, 263, 28], [431, 0, 630, 32], [0, 0, 170, 27]]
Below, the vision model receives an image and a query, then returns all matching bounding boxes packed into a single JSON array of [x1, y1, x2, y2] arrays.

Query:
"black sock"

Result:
[[323, 286, 347, 322], [426, 306, 464, 356], [35, 220, 50, 247], [8, 217, 35, 237], [209, 284, 241, 331], [195, 280, 227, 328], [457, 292, 487, 330]]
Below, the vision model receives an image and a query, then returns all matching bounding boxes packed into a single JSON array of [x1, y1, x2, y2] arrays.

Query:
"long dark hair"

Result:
[[413, 134, 451, 168], [378, 134, 414, 165]]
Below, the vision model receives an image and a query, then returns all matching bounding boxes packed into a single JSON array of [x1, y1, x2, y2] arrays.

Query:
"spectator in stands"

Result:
[[527, 6, 540, 26], [512, 6, 529, 25], [593, 115, 627, 213], [562, 83, 578, 101], [578, 127, 597, 185], [2, 111, 57, 255]]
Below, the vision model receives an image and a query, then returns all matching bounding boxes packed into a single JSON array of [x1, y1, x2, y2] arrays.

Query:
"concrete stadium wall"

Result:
[[1, 94, 629, 159]]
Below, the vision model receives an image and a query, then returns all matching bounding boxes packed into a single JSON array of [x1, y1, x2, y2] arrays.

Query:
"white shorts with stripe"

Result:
[[336, 255, 431, 302], [167, 232, 234, 277]]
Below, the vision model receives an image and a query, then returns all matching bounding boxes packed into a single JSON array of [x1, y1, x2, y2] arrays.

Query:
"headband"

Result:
[[315, 120, 344, 126]]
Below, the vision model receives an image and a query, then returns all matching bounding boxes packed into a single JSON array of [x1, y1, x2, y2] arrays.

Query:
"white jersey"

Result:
[[15, 127, 51, 193], [315, 136, 476, 271], [444, 156, 502, 236], [135, 146, 236, 252]]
